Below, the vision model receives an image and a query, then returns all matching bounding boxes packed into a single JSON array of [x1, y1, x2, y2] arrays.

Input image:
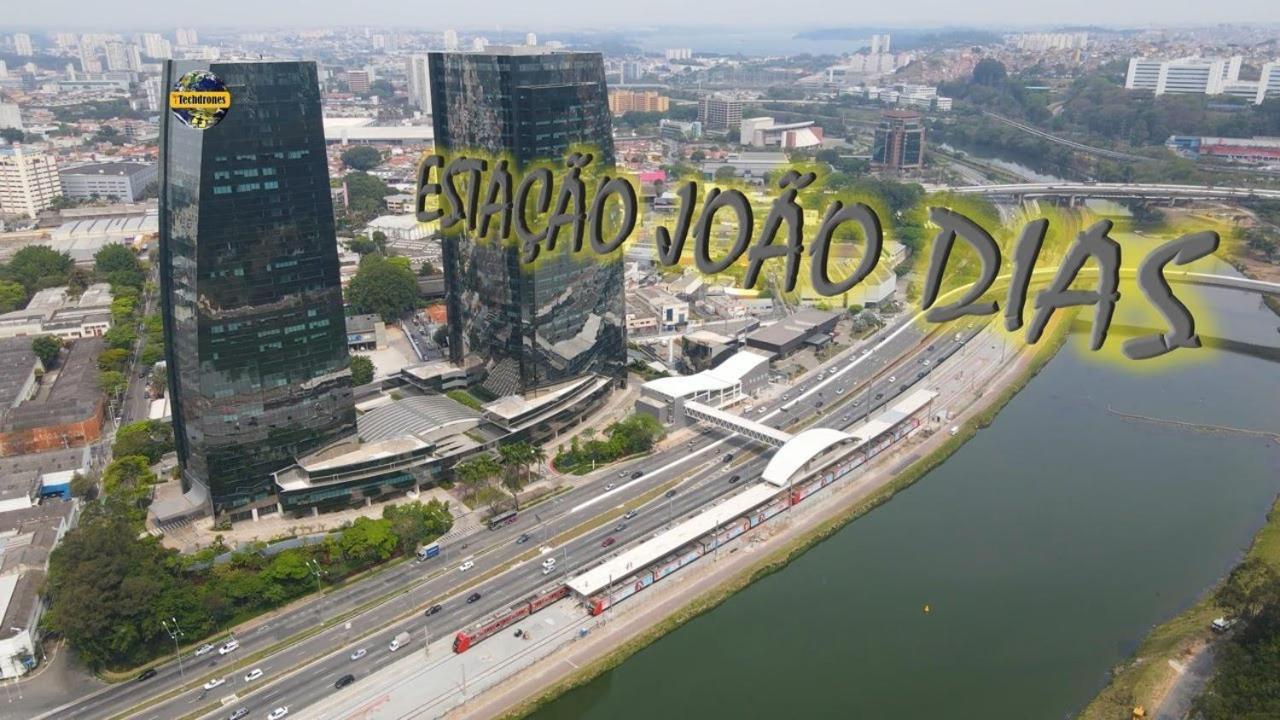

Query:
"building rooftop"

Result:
[[2, 337, 103, 432], [746, 308, 838, 349], [0, 338, 39, 410], [643, 350, 771, 400], [60, 161, 155, 178], [346, 314, 381, 334], [357, 394, 482, 443], [567, 482, 779, 596]]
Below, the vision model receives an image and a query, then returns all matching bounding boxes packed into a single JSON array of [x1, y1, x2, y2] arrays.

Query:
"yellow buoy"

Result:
[[923, 604, 931, 614]]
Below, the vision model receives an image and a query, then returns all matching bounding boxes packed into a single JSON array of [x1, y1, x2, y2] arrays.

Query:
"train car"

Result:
[[453, 585, 571, 653]]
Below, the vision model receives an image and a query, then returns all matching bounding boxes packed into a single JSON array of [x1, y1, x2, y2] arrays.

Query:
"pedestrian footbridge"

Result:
[[683, 400, 793, 447]]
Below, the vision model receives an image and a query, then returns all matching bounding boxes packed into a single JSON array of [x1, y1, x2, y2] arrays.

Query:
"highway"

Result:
[[172, 317, 982, 720], [46, 311, 961, 720]]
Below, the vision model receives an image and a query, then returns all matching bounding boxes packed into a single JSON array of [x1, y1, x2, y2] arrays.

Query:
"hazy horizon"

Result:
[[4, 0, 1280, 33]]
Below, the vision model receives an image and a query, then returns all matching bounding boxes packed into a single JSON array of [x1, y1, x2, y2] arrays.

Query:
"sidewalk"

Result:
[[158, 486, 460, 553]]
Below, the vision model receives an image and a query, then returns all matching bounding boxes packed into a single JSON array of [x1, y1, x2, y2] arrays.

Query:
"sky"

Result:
[[7, 0, 1280, 31]]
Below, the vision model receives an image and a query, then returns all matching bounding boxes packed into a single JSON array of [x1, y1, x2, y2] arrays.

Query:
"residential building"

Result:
[[175, 28, 198, 46], [429, 47, 627, 397], [442, 29, 458, 51], [346, 69, 371, 94], [665, 48, 693, 61], [104, 42, 140, 72], [158, 60, 356, 522], [871, 109, 925, 170], [0, 103, 20, 131], [608, 89, 669, 115], [58, 161, 157, 202], [11, 34, 32, 57], [698, 94, 743, 132], [0, 147, 61, 219], [405, 55, 431, 113], [141, 33, 172, 60]]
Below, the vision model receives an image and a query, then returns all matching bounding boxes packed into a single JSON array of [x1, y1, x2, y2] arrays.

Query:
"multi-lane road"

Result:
[[43, 311, 981, 720]]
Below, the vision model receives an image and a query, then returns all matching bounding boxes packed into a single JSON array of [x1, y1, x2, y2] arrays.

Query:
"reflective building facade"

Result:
[[428, 48, 626, 397], [159, 61, 356, 520]]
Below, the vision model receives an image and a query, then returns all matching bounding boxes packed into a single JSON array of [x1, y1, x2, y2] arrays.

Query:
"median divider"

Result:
[[142, 468, 706, 720]]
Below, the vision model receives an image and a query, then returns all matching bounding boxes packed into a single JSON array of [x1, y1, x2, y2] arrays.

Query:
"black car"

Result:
[[815, 400, 824, 408], [136, 668, 157, 682], [334, 674, 356, 689], [614, 522, 627, 532], [425, 604, 442, 617], [630, 471, 644, 479], [723, 453, 734, 463], [515, 533, 530, 544], [729, 474, 741, 484], [917, 371, 926, 378], [664, 489, 677, 498], [875, 392, 884, 400], [900, 384, 909, 392], [467, 592, 482, 603]]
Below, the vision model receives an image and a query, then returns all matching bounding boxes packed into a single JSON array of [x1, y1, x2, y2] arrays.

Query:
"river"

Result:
[[531, 251, 1280, 719]]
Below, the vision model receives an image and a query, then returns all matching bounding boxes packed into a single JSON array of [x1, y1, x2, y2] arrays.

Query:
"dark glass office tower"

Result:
[[159, 60, 356, 520], [428, 48, 626, 397]]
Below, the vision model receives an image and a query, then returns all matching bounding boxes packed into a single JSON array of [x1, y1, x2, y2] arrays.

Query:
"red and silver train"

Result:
[[451, 411, 923, 651]]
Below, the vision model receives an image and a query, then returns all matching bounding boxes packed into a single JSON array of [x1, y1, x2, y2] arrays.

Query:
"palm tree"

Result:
[[530, 443, 548, 481], [497, 444, 526, 510]]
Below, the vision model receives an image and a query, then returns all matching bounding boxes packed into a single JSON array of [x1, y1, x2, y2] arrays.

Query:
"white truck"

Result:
[[388, 631, 411, 652]]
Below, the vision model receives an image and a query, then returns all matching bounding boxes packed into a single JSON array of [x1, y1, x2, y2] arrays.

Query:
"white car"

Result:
[[218, 639, 239, 655], [243, 668, 263, 683], [604, 483, 615, 491], [922, 359, 931, 366], [887, 376, 896, 383], [194, 643, 214, 657], [836, 388, 844, 395], [202, 677, 225, 691], [268, 708, 289, 720], [350, 648, 367, 661], [458, 560, 475, 572], [541, 557, 556, 568]]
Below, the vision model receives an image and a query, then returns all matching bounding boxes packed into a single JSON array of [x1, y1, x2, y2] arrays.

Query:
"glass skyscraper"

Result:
[[159, 60, 356, 520], [428, 48, 627, 397]]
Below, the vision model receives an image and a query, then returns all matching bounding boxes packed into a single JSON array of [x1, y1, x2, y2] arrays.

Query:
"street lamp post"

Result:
[[161, 617, 185, 679], [307, 560, 326, 627]]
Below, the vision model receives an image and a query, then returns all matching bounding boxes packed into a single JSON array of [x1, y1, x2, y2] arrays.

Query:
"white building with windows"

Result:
[[0, 147, 60, 219], [1124, 56, 1278, 104]]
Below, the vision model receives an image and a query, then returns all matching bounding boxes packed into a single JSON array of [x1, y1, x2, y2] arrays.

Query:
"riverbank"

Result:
[[1077, 493, 1280, 720], [450, 314, 1076, 720]]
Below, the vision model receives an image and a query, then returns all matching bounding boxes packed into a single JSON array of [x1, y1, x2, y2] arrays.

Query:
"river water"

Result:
[[532, 252, 1280, 719]]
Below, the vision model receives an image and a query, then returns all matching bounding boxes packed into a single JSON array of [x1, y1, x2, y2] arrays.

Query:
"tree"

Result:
[[101, 455, 158, 507], [382, 500, 453, 556], [498, 442, 537, 509], [113, 420, 175, 465], [418, 260, 436, 276], [98, 370, 127, 397], [1218, 558, 1280, 621], [346, 253, 419, 321], [341, 145, 382, 171], [342, 172, 395, 223], [5, 245, 72, 292], [714, 166, 738, 181], [346, 236, 379, 255], [337, 517, 397, 565], [349, 355, 374, 386], [43, 503, 179, 669], [454, 455, 500, 502], [104, 324, 137, 351], [972, 58, 1008, 87], [70, 471, 97, 501], [31, 335, 62, 366], [94, 244, 146, 288], [97, 348, 130, 373], [0, 280, 25, 313]]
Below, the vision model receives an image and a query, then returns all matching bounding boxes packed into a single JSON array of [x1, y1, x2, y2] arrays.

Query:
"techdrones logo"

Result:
[[168, 70, 231, 130]]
